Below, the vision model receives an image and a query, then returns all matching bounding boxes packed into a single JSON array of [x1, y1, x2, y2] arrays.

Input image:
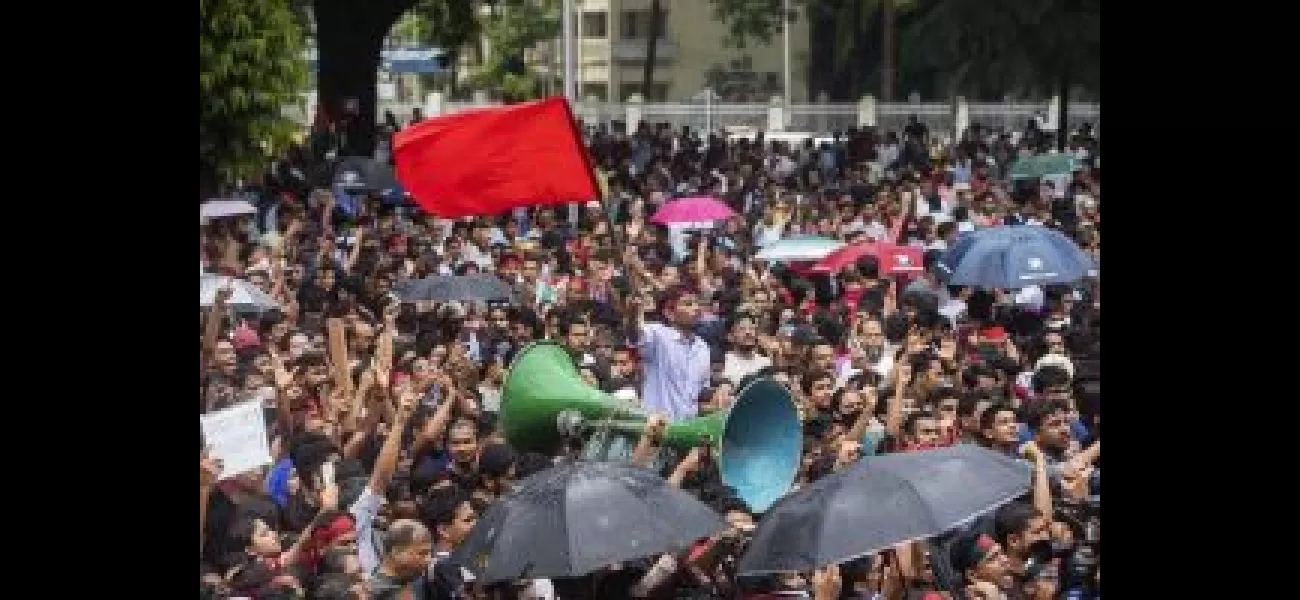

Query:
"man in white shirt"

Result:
[[722, 315, 771, 385]]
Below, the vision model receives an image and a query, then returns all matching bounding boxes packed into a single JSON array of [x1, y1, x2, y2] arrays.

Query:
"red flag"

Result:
[[392, 96, 600, 218]]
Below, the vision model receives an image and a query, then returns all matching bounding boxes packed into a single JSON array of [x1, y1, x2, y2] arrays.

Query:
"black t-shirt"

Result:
[[370, 572, 432, 600]]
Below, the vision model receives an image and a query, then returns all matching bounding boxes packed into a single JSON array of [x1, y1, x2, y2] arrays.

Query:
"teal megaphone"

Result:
[[500, 340, 802, 512]]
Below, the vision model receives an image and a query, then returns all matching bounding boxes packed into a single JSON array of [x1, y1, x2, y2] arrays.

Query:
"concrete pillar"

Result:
[[424, 91, 444, 117], [857, 95, 876, 128], [768, 95, 785, 132], [626, 94, 644, 134], [953, 96, 969, 142]]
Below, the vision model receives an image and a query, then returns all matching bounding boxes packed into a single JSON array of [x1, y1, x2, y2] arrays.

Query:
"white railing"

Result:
[[288, 93, 1100, 137]]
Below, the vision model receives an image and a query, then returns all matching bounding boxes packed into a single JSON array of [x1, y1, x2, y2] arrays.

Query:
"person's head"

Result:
[[1027, 399, 1072, 451], [381, 519, 434, 578], [477, 442, 517, 495], [230, 516, 281, 558], [445, 418, 479, 468], [486, 305, 510, 334], [422, 485, 478, 549], [661, 286, 701, 330], [979, 403, 1020, 447], [958, 392, 992, 436], [1031, 364, 1072, 401], [520, 255, 540, 282], [992, 501, 1050, 560], [728, 314, 759, 351], [509, 309, 539, 343], [810, 341, 837, 373], [610, 345, 637, 378], [801, 370, 836, 410], [859, 317, 886, 351], [559, 317, 590, 353], [951, 533, 1013, 589], [903, 410, 941, 447], [834, 388, 864, 423], [1020, 558, 1061, 600]]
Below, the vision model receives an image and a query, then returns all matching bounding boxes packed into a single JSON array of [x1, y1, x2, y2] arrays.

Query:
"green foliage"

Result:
[[899, 0, 1100, 97], [200, 0, 307, 183], [709, 0, 1096, 99], [709, 0, 804, 48], [398, 0, 480, 59], [467, 0, 560, 100]]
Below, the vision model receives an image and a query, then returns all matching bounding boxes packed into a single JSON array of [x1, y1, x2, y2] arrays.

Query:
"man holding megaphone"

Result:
[[625, 283, 713, 422]]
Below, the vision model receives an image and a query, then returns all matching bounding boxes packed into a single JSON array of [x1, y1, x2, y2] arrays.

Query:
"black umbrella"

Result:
[[448, 460, 724, 584], [737, 444, 1031, 575], [332, 156, 399, 193], [394, 274, 515, 303]]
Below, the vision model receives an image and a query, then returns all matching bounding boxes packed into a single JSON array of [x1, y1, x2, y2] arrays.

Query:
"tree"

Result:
[[199, 0, 308, 197], [899, 0, 1100, 102], [641, 0, 664, 101], [394, 0, 482, 95], [466, 0, 560, 101], [312, 0, 424, 157]]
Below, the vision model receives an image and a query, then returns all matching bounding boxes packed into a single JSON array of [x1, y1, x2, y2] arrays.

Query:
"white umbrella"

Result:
[[200, 275, 280, 312], [200, 199, 257, 221], [754, 236, 846, 262]]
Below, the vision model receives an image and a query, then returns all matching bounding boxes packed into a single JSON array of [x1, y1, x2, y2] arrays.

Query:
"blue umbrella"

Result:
[[936, 226, 1097, 289]]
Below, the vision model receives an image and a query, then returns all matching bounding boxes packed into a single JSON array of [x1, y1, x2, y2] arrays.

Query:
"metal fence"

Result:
[[290, 96, 1099, 136]]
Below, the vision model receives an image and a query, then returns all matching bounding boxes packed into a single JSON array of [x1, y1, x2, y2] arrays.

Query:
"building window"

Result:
[[620, 10, 667, 39], [763, 72, 780, 91], [620, 83, 669, 101], [582, 11, 607, 38], [581, 83, 609, 101]]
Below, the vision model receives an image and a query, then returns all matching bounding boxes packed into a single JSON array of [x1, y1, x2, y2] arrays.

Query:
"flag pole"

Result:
[[558, 96, 631, 307]]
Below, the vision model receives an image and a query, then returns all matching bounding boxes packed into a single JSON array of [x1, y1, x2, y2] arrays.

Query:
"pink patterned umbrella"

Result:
[[649, 196, 737, 225]]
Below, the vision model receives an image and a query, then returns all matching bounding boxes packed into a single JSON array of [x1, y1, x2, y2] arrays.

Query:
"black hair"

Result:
[[800, 370, 835, 395], [225, 515, 259, 554], [957, 390, 986, 419], [1031, 364, 1071, 393], [883, 312, 910, 344], [903, 410, 938, 436], [992, 501, 1042, 546], [978, 402, 1017, 433], [419, 484, 472, 533], [1023, 398, 1070, 431]]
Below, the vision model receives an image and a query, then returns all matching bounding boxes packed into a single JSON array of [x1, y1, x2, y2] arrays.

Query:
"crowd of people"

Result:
[[200, 112, 1101, 599]]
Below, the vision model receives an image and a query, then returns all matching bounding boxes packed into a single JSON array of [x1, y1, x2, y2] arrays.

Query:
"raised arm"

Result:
[[368, 384, 417, 495]]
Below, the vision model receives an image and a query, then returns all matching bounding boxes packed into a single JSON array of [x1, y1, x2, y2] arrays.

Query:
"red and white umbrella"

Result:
[[809, 241, 925, 276]]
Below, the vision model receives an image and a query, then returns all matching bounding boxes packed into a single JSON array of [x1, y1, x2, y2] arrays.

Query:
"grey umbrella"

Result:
[[393, 274, 515, 303], [448, 460, 724, 584], [736, 444, 1031, 574]]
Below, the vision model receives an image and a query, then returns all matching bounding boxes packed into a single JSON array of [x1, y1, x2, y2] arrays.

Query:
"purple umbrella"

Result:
[[650, 196, 737, 225]]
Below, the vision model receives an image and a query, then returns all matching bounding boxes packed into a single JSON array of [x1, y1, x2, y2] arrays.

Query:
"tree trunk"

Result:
[[313, 0, 418, 157], [1056, 66, 1071, 151], [199, 162, 222, 201], [881, 0, 894, 101], [642, 0, 662, 100]]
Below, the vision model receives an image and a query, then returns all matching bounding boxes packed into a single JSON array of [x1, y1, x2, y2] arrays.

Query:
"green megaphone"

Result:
[[499, 340, 802, 512]]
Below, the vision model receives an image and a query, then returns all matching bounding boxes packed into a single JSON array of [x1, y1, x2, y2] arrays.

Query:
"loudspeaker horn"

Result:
[[500, 340, 801, 512]]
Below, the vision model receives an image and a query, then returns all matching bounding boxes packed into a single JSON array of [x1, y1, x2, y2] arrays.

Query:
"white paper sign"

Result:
[[200, 401, 272, 480]]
